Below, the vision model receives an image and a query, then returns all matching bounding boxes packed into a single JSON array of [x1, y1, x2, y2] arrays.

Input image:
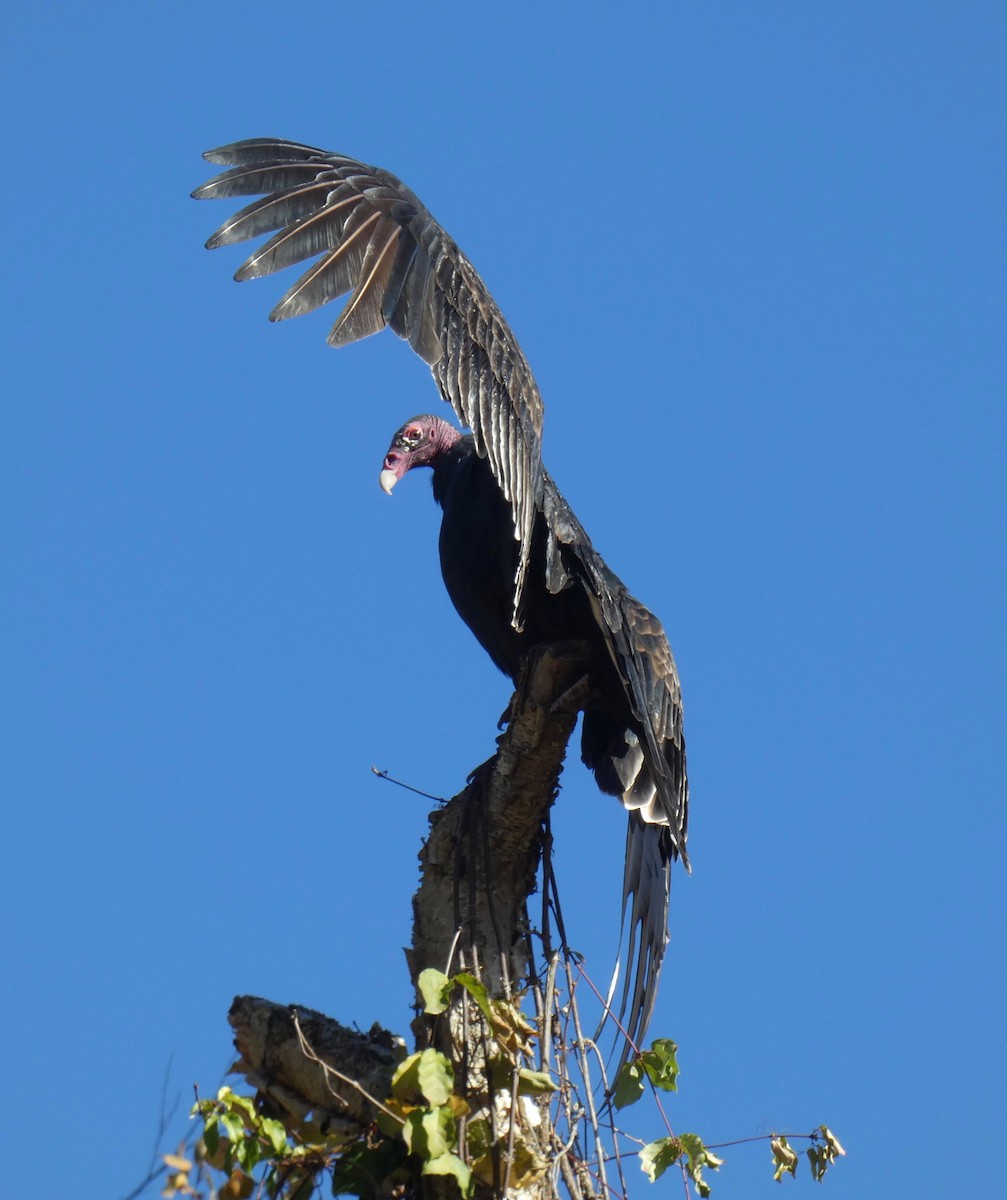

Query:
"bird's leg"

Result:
[[496, 646, 546, 729], [548, 670, 594, 716], [514, 641, 595, 715], [496, 642, 595, 735], [531, 640, 595, 715]]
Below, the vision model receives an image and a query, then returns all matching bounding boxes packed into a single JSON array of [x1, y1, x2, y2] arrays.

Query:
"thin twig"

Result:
[[290, 1011, 400, 1123], [444, 925, 464, 978], [502, 1051, 521, 1198], [117, 1055, 182, 1200], [540, 950, 560, 1074], [705, 1130, 826, 1150], [574, 961, 640, 1071], [371, 765, 444, 803], [563, 956, 610, 1200]]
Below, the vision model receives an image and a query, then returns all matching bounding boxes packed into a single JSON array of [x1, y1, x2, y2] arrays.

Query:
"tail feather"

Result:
[[615, 814, 672, 1064], [582, 713, 674, 1065]]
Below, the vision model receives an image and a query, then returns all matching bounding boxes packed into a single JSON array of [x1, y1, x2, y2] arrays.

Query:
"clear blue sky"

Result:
[[2, 3, 1004, 1197]]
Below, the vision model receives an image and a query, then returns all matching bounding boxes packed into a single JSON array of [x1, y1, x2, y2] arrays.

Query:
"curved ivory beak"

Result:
[[378, 468, 399, 495]]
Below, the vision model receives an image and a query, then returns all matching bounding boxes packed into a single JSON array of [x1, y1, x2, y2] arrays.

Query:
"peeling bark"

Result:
[[224, 643, 590, 1198], [228, 996, 402, 1133], [410, 641, 589, 1002]]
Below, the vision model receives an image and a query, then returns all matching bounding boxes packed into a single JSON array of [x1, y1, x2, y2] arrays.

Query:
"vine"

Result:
[[156, 968, 844, 1200]]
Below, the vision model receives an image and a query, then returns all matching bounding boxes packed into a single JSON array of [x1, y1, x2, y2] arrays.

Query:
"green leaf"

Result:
[[464, 1117, 492, 1163], [418, 968, 454, 1015], [216, 1088, 257, 1122], [392, 1048, 454, 1105], [220, 1112, 245, 1144], [679, 1133, 724, 1197], [416, 1049, 455, 1106], [203, 1115, 220, 1158], [205, 1139, 230, 1173], [391, 1052, 422, 1101], [260, 1117, 289, 1156], [230, 1094, 258, 1121], [331, 1136, 407, 1197], [641, 1039, 680, 1092], [640, 1136, 682, 1182], [613, 1061, 646, 1110], [403, 1107, 456, 1160], [423, 1152, 474, 1196], [234, 1135, 262, 1174], [453, 973, 495, 1025], [516, 1067, 556, 1094]]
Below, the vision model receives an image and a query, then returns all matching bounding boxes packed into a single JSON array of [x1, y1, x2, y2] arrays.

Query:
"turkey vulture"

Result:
[[193, 139, 689, 1056]]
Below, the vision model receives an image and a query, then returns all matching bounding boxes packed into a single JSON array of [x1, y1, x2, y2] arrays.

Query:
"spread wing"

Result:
[[543, 475, 688, 1056], [192, 138, 544, 626]]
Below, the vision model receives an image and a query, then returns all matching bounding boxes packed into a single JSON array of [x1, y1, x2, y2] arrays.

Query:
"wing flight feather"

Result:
[[194, 138, 542, 625], [541, 474, 689, 1061]]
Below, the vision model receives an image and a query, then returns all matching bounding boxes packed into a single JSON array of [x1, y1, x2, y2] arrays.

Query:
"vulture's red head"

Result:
[[379, 414, 462, 494]]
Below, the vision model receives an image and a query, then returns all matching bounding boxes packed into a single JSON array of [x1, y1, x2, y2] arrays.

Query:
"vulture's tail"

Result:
[[581, 715, 674, 1064], [616, 815, 673, 1063]]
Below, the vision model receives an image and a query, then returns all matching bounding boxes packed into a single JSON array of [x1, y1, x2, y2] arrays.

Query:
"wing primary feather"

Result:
[[195, 139, 546, 620], [192, 162, 335, 201], [205, 180, 345, 248], [328, 218, 401, 348], [201, 138, 350, 167], [269, 209, 383, 322], [235, 194, 359, 282]]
